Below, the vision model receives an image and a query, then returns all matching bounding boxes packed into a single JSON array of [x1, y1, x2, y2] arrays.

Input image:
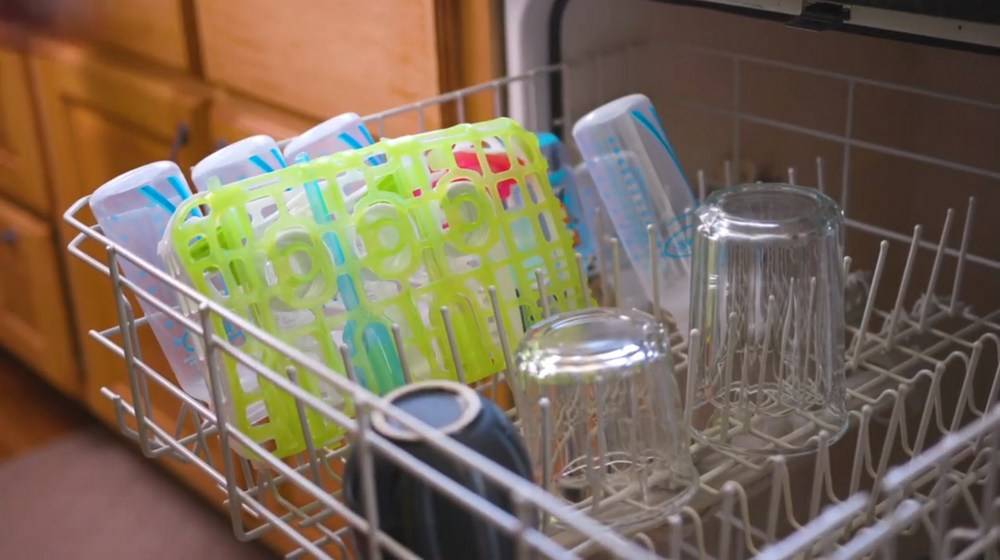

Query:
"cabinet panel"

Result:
[[0, 198, 77, 393], [209, 90, 316, 147], [195, 0, 443, 135], [31, 45, 210, 408], [9, 0, 193, 71], [0, 43, 50, 215]]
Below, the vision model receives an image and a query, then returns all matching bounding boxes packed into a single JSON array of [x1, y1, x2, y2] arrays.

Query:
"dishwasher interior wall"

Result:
[[509, 0, 999, 314]]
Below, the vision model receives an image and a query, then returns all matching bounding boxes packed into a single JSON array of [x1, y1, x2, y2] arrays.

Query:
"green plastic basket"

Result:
[[164, 118, 588, 457]]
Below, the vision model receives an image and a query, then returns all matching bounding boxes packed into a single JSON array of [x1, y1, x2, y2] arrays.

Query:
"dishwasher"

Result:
[[63, 1, 1000, 558]]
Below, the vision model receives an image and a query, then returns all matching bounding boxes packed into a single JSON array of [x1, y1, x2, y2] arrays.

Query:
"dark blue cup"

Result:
[[344, 381, 534, 560]]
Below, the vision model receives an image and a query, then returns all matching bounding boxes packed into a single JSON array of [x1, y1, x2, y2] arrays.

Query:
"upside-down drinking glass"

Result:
[[688, 183, 848, 456], [513, 308, 698, 531]]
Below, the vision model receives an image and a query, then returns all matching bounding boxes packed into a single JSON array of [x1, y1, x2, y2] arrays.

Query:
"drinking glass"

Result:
[[513, 308, 698, 531], [688, 183, 848, 456]]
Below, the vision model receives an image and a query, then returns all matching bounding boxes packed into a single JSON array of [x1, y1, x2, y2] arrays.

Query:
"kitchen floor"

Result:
[[0, 352, 85, 460], [0, 353, 276, 559]]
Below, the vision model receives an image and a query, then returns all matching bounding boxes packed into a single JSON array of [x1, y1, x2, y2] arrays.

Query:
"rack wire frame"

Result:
[[63, 39, 1000, 560]]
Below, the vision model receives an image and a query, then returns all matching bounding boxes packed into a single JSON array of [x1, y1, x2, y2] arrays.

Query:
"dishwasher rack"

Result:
[[63, 39, 1000, 559]]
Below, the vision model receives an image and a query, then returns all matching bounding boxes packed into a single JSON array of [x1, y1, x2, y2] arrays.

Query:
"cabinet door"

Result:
[[0, 197, 77, 393], [9, 0, 193, 71], [0, 43, 50, 215], [31, 44, 210, 409], [195, 0, 443, 136], [209, 90, 316, 147]]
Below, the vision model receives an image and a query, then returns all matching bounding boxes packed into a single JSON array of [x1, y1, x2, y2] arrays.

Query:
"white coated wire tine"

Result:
[[802, 277, 817, 397], [597, 214, 610, 306], [337, 343, 362, 386], [697, 168, 707, 202], [885, 225, 922, 349], [816, 156, 825, 193], [492, 83, 502, 118], [512, 491, 533, 560], [286, 365, 323, 485], [951, 343, 982, 427], [487, 286, 523, 409], [188, 404, 212, 462], [173, 401, 192, 441], [577, 418, 602, 514], [724, 159, 734, 186], [626, 379, 649, 503], [738, 329, 752, 433], [667, 513, 683, 560], [808, 431, 830, 520], [787, 166, 797, 185], [539, 397, 552, 496], [827, 499, 921, 560], [593, 381, 610, 504], [931, 459, 951, 559], [389, 323, 413, 385], [439, 306, 467, 385], [126, 299, 159, 455], [766, 456, 786, 542], [911, 363, 945, 455], [721, 312, 738, 443], [490, 366, 500, 402], [106, 392, 139, 446], [107, 247, 162, 458], [456, 92, 466, 123], [633, 533, 655, 554], [981, 425, 1000, 531], [236, 454, 257, 499], [684, 329, 701, 437], [610, 236, 622, 308], [843, 255, 852, 279], [648, 224, 661, 321], [867, 386, 909, 523], [575, 252, 591, 306], [849, 406, 872, 497], [197, 303, 247, 538], [758, 295, 777, 409], [355, 403, 383, 560], [950, 197, 976, 314], [534, 269, 551, 318], [777, 278, 795, 407], [918, 207, 955, 332], [718, 482, 738, 560], [980, 339, 1000, 417], [851, 240, 889, 368]]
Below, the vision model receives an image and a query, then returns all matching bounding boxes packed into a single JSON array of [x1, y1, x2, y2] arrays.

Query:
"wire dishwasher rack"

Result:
[[64, 39, 1000, 560]]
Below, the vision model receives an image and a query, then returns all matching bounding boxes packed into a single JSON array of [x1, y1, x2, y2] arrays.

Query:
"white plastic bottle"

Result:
[[191, 134, 287, 192], [572, 94, 695, 335], [89, 161, 211, 400]]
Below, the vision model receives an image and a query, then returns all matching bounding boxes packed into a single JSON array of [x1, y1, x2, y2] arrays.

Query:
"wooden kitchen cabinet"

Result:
[[195, 0, 446, 135], [208, 89, 317, 147], [29, 39, 211, 409], [0, 197, 78, 394], [0, 35, 50, 215], [6, 0, 195, 72]]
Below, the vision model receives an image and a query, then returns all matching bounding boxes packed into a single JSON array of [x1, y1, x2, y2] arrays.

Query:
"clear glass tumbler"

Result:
[[513, 308, 698, 531], [689, 183, 848, 456]]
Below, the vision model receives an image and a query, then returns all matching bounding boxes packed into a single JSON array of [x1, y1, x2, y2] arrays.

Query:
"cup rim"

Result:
[[697, 183, 842, 240], [371, 381, 483, 442]]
